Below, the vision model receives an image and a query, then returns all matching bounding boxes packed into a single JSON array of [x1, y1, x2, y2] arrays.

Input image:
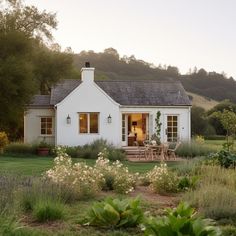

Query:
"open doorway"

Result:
[[122, 113, 149, 146]]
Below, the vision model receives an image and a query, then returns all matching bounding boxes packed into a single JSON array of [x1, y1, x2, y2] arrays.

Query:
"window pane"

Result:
[[41, 129, 46, 135], [47, 128, 52, 135], [90, 113, 98, 133], [41, 118, 46, 122], [173, 116, 177, 121], [79, 114, 88, 133]]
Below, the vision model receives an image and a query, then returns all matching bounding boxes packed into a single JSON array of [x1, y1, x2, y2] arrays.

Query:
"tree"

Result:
[[207, 100, 236, 135], [191, 106, 207, 135], [0, 0, 57, 41], [33, 44, 77, 94], [0, 31, 36, 137], [191, 106, 215, 136], [0, 0, 78, 139], [210, 109, 236, 150]]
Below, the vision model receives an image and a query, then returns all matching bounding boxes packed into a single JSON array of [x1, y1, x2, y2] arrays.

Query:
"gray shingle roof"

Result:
[[96, 80, 191, 106], [29, 95, 51, 107], [29, 79, 191, 107], [50, 79, 81, 105]]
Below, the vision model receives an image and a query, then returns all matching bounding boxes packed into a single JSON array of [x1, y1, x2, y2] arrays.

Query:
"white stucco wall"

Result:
[[120, 106, 191, 144], [24, 108, 55, 144], [56, 80, 120, 147]]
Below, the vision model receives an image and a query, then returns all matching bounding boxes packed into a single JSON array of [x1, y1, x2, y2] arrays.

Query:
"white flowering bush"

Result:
[[45, 146, 104, 199], [95, 150, 138, 194], [147, 162, 178, 194]]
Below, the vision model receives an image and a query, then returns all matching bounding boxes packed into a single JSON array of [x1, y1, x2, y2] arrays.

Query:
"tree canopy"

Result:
[[0, 0, 78, 139]]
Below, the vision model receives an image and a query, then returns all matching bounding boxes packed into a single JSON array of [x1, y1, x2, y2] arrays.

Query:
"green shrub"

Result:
[[69, 139, 126, 160], [4, 142, 53, 156], [176, 141, 214, 158], [172, 158, 202, 176], [18, 179, 80, 211], [146, 163, 179, 194], [178, 175, 198, 191], [4, 143, 35, 155], [0, 215, 46, 236], [95, 154, 137, 194], [142, 202, 221, 236], [185, 185, 236, 220], [107, 148, 126, 161], [33, 199, 65, 222], [0, 174, 34, 214], [184, 166, 236, 220], [207, 149, 236, 168], [221, 225, 236, 236], [86, 197, 143, 228], [45, 147, 104, 199], [64, 146, 78, 158], [205, 135, 226, 140]]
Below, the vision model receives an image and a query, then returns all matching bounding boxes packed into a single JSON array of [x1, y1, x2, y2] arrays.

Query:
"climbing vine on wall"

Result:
[[151, 111, 162, 143]]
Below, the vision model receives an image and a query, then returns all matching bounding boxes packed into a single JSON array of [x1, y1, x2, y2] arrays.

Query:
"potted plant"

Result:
[[37, 139, 50, 156]]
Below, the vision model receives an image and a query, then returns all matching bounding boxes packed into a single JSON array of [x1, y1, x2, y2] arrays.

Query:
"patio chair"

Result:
[[167, 141, 181, 160], [134, 141, 149, 160]]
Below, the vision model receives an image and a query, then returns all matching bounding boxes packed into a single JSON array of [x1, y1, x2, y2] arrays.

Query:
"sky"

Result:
[[25, 0, 236, 78]]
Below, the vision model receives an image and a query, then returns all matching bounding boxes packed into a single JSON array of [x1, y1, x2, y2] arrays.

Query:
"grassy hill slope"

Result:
[[187, 92, 219, 110]]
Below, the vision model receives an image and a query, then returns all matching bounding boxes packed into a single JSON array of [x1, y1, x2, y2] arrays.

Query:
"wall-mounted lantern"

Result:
[[66, 114, 71, 124], [107, 114, 112, 124]]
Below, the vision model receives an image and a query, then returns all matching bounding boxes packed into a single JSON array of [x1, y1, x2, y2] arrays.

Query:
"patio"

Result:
[[123, 142, 182, 162]]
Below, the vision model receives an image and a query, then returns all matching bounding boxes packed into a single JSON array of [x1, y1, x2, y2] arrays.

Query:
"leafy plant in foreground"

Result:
[[142, 202, 221, 236], [207, 149, 236, 168], [86, 197, 143, 228]]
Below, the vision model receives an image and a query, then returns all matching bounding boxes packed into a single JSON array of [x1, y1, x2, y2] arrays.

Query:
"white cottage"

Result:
[[24, 64, 191, 147]]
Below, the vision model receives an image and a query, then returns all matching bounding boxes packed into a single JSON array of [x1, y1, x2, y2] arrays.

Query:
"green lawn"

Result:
[[0, 155, 181, 175], [204, 139, 225, 150]]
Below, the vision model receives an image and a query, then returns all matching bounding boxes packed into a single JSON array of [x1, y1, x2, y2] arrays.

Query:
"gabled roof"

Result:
[[29, 79, 191, 107], [96, 80, 191, 106]]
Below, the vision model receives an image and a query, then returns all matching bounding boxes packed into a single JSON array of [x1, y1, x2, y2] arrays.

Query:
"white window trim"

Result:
[[166, 115, 179, 142], [78, 113, 100, 134]]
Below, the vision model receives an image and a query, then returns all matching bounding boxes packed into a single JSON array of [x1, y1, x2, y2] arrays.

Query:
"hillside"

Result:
[[187, 92, 218, 110], [73, 48, 236, 103]]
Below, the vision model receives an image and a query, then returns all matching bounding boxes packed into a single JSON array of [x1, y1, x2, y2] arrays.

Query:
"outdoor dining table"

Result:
[[145, 143, 168, 161]]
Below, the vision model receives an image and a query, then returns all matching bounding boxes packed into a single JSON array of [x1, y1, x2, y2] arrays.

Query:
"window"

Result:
[[167, 115, 178, 142], [41, 117, 52, 135], [79, 113, 99, 134]]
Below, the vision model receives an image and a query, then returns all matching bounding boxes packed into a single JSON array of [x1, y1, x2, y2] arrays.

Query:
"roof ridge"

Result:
[[95, 79, 180, 83]]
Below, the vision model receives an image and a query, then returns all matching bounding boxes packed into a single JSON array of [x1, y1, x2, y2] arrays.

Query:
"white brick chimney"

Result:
[[81, 62, 95, 83]]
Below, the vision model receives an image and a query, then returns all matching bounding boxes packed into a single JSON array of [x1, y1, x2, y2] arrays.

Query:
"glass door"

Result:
[[164, 115, 179, 142], [121, 114, 128, 146]]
